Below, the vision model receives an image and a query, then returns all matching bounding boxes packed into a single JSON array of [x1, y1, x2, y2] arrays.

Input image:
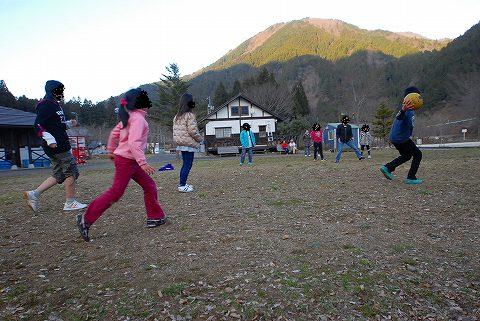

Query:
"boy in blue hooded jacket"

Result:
[[380, 86, 423, 184], [239, 123, 256, 165]]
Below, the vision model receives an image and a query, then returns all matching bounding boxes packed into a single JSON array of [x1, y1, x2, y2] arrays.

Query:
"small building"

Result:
[[323, 123, 361, 151], [0, 106, 48, 169], [199, 94, 283, 154]]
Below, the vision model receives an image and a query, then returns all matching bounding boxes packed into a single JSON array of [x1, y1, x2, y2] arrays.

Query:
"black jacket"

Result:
[[336, 124, 353, 143], [34, 81, 71, 156]]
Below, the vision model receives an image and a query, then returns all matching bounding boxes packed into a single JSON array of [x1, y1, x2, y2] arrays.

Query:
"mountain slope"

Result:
[[201, 18, 449, 72]]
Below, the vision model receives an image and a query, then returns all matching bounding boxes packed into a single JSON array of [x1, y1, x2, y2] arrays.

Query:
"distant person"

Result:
[[239, 122, 256, 165], [281, 140, 289, 154], [303, 130, 312, 157], [310, 123, 325, 161], [381, 87, 424, 184], [23, 80, 87, 212], [173, 93, 203, 192], [289, 139, 297, 154], [360, 124, 373, 159], [76, 89, 166, 242], [335, 115, 363, 163]]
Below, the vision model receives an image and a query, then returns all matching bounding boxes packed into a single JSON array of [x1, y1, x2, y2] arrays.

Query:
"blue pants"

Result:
[[240, 147, 253, 164], [335, 140, 362, 162], [304, 145, 311, 156], [180, 151, 194, 186]]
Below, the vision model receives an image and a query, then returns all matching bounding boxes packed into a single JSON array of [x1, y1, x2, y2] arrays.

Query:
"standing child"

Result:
[[239, 123, 256, 165], [173, 93, 203, 192], [335, 115, 363, 163], [380, 87, 424, 184], [24, 80, 87, 212], [76, 89, 165, 242], [310, 123, 325, 161], [360, 124, 373, 159], [303, 130, 311, 157]]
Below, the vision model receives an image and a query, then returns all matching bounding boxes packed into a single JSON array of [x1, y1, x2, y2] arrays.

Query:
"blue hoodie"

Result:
[[390, 109, 414, 144], [240, 130, 256, 148]]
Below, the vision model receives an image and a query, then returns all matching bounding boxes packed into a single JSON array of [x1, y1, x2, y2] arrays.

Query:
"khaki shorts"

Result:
[[50, 151, 79, 183]]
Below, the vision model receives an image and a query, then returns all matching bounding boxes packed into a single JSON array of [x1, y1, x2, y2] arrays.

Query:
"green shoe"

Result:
[[405, 178, 423, 185], [380, 166, 394, 180]]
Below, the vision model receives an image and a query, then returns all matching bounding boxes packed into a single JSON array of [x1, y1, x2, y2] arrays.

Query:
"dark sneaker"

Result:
[[147, 217, 166, 228], [380, 166, 394, 180], [76, 214, 90, 242], [405, 178, 423, 185]]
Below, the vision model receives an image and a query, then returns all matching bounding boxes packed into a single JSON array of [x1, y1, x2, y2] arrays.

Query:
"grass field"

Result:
[[1, 149, 479, 320]]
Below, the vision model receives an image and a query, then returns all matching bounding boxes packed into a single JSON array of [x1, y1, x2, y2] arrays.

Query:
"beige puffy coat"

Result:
[[173, 112, 203, 147]]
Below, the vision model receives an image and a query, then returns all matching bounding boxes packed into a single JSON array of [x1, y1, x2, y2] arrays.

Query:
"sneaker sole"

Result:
[[380, 167, 394, 180], [146, 218, 167, 228], [64, 205, 88, 211], [23, 191, 36, 212]]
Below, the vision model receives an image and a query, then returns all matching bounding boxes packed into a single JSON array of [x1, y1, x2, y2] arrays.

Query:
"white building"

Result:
[[199, 94, 283, 152]]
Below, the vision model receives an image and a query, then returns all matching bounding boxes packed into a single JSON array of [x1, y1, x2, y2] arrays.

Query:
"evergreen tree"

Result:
[[153, 63, 190, 127], [0, 80, 17, 107], [372, 102, 394, 142], [213, 82, 229, 106], [230, 80, 242, 96], [292, 82, 310, 116], [16, 95, 38, 112], [256, 67, 276, 85]]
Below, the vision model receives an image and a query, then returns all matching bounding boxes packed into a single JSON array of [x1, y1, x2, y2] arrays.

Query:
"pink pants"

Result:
[[84, 156, 165, 225]]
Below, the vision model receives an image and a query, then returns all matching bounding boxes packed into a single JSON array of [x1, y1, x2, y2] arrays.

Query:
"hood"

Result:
[[44, 80, 64, 100]]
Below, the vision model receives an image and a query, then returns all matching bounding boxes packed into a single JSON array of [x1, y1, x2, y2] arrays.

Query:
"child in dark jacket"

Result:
[[360, 124, 373, 159], [23, 80, 87, 212], [335, 115, 363, 163], [380, 87, 423, 184]]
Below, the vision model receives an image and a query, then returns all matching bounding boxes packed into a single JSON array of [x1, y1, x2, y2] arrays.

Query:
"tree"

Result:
[[16, 95, 38, 112], [0, 80, 17, 107], [230, 80, 242, 96], [153, 63, 190, 127], [256, 67, 276, 85], [373, 102, 394, 142], [213, 82, 229, 107], [292, 82, 309, 117]]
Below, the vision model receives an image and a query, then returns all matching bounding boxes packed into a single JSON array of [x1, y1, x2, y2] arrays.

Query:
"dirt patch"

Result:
[[1, 149, 479, 320]]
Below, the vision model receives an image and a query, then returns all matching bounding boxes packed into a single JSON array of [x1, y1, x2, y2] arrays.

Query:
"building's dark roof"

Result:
[[0, 106, 36, 127], [198, 93, 285, 122]]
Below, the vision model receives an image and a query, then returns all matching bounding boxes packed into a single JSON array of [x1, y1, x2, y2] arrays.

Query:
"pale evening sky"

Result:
[[0, 0, 479, 102]]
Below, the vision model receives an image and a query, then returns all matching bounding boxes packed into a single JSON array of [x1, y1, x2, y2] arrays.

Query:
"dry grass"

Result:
[[1, 148, 479, 320]]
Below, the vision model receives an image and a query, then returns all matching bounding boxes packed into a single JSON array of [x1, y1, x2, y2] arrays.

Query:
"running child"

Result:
[[76, 89, 166, 242], [24, 80, 87, 212], [380, 87, 423, 184]]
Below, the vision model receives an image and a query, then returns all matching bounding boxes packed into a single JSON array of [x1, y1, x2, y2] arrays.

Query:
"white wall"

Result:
[[205, 118, 277, 135]]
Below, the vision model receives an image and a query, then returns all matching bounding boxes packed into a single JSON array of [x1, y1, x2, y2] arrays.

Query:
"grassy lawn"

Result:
[[1, 148, 479, 320]]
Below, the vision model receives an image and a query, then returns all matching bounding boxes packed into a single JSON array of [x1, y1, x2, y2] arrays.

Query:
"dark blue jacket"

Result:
[[390, 109, 414, 144], [35, 80, 71, 156]]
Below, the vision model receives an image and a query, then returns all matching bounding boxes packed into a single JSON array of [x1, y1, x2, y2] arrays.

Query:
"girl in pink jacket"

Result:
[[310, 123, 325, 161], [76, 89, 166, 242]]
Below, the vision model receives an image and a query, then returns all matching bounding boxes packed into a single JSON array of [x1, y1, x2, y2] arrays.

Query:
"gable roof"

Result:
[[0, 106, 36, 127], [199, 93, 285, 122]]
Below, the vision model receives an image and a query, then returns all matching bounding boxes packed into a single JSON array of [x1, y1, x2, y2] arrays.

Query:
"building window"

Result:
[[241, 106, 249, 115], [259, 125, 267, 138], [231, 106, 239, 116], [215, 127, 232, 138]]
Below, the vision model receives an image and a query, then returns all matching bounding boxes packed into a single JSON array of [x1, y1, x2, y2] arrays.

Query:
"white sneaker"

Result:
[[63, 200, 88, 211], [368, 155, 372, 159], [23, 191, 39, 212], [178, 185, 194, 193]]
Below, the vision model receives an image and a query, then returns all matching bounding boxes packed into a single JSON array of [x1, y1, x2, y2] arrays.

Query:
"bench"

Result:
[[217, 146, 239, 156]]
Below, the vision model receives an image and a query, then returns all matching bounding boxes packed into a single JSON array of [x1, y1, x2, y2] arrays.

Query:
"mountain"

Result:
[[195, 18, 449, 74]]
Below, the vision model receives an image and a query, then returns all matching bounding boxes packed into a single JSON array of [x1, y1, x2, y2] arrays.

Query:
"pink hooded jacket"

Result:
[[107, 109, 149, 166]]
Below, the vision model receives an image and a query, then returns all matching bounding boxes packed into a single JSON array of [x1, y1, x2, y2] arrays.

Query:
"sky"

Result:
[[0, 0, 479, 102]]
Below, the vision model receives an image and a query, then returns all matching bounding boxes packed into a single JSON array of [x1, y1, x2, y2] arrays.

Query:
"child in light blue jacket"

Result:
[[239, 123, 256, 165]]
